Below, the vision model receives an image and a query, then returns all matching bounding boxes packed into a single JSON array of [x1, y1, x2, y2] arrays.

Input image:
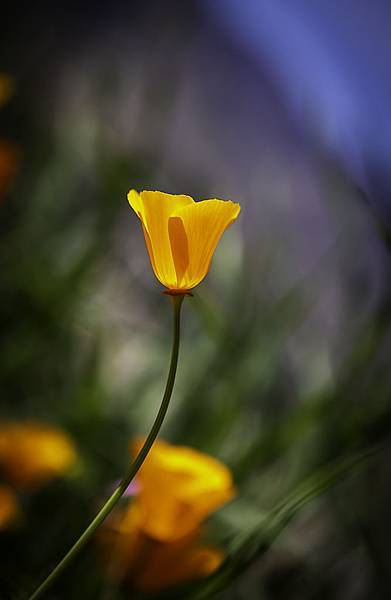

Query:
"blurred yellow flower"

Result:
[[128, 190, 241, 292], [0, 74, 14, 108], [0, 422, 77, 488], [131, 437, 235, 541], [101, 438, 235, 591], [0, 485, 19, 530]]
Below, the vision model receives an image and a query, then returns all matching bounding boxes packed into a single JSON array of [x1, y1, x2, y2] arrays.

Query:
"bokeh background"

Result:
[[2, 1, 391, 598]]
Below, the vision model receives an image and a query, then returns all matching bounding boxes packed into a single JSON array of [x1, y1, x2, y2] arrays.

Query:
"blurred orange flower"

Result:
[[101, 438, 235, 592], [0, 422, 77, 488], [128, 190, 241, 292], [0, 141, 18, 200], [0, 74, 14, 108], [0, 485, 19, 530], [131, 437, 235, 541]]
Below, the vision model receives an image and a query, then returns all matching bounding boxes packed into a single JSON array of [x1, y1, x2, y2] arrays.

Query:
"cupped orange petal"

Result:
[[170, 199, 241, 290], [128, 190, 194, 289]]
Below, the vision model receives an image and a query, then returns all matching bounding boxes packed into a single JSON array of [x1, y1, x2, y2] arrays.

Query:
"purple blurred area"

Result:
[[207, 0, 391, 223]]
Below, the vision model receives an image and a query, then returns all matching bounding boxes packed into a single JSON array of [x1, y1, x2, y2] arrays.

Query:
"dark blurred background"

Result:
[[1, 1, 391, 598]]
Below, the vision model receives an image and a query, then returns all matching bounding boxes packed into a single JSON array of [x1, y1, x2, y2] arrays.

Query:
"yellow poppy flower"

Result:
[[128, 190, 241, 292], [0, 422, 77, 488], [100, 439, 235, 591], [0, 485, 19, 530], [131, 437, 235, 541]]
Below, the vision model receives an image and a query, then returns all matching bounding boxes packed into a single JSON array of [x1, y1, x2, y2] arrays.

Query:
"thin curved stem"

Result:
[[27, 294, 185, 600]]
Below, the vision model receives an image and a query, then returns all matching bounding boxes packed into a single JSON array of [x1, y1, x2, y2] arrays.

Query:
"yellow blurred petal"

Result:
[[135, 537, 224, 592], [100, 507, 224, 592], [0, 74, 14, 108], [0, 485, 19, 530], [0, 422, 77, 488], [171, 199, 241, 290], [131, 438, 235, 541], [128, 190, 194, 289]]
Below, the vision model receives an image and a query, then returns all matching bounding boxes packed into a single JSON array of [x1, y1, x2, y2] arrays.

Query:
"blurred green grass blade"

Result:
[[173, 448, 376, 600]]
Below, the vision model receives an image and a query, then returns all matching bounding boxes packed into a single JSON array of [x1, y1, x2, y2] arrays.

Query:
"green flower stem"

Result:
[[28, 293, 185, 600]]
